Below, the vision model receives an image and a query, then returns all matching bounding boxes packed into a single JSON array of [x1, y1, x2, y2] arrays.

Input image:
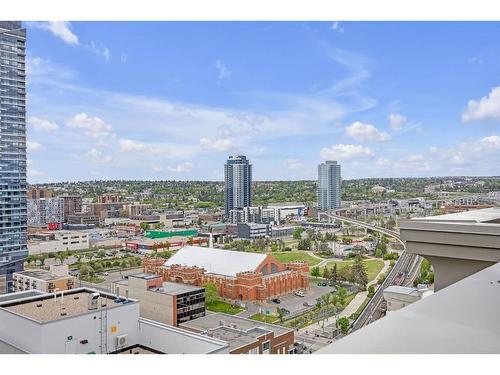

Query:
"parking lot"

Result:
[[246, 284, 337, 316]]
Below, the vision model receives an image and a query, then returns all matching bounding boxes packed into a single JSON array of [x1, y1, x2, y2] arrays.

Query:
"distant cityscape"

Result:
[[1, 20, 500, 355]]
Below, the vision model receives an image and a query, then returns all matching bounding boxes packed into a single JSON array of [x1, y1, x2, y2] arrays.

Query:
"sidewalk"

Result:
[[296, 259, 390, 334]]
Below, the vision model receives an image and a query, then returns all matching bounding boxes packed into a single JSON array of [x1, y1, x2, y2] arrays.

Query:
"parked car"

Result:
[[294, 290, 305, 297], [272, 298, 281, 304], [317, 282, 327, 287], [280, 307, 290, 315], [103, 272, 109, 276], [303, 302, 313, 307]]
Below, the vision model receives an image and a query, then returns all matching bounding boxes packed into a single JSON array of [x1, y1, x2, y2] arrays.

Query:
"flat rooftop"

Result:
[[180, 313, 291, 351], [14, 269, 71, 281], [1, 288, 137, 323], [317, 261, 500, 354], [158, 281, 204, 295], [412, 207, 500, 224]]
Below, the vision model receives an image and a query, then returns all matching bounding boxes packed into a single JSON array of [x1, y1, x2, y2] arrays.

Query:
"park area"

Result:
[[206, 300, 244, 315], [322, 259, 384, 282], [271, 251, 321, 266]]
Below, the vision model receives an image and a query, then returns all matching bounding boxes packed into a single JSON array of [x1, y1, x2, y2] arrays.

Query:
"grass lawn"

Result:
[[271, 251, 321, 266], [206, 300, 244, 315], [80, 275, 105, 284], [321, 259, 384, 282], [249, 313, 279, 324]]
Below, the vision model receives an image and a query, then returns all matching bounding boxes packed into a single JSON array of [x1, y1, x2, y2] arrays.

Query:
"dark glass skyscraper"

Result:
[[0, 22, 27, 293], [224, 155, 252, 218]]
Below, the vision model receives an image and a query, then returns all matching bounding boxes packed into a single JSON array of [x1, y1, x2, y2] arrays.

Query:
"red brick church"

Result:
[[143, 246, 310, 302]]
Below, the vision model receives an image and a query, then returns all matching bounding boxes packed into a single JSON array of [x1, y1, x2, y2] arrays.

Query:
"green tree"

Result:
[[140, 222, 149, 231], [293, 227, 304, 240], [80, 264, 94, 277], [97, 249, 106, 258], [337, 317, 350, 334], [351, 254, 369, 290], [337, 287, 347, 306], [322, 266, 331, 280], [276, 307, 285, 323], [310, 266, 321, 277], [337, 265, 353, 283], [93, 262, 103, 273], [367, 285, 375, 298], [331, 263, 338, 285], [204, 282, 218, 305]]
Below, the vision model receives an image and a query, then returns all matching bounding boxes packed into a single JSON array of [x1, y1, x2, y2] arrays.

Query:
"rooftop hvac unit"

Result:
[[88, 292, 100, 310], [116, 334, 128, 348]]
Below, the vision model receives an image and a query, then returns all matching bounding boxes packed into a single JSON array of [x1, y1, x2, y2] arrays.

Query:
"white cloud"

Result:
[[462, 87, 500, 122], [167, 162, 194, 173], [376, 158, 391, 167], [214, 60, 231, 80], [331, 22, 344, 33], [320, 144, 373, 160], [119, 139, 148, 153], [284, 158, 303, 170], [28, 116, 59, 132], [200, 135, 235, 152], [85, 148, 112, 163], [28, 22, 79, 45], [27, 141, 41, 151], [388, 113, 407, 131], [87, 41, 111, 61], [120, 52, 127, 64], [67, 113, 113, 138], [345, 121, 391, 143], [155, 162, 194, 173]]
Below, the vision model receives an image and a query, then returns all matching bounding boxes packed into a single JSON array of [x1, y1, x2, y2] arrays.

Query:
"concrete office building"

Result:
[[224, 155, 252, 219], [0, 22, 28, 294], [237, 222, 270, 239], [0, 288, 228, 354], [180, 313, 295, 354], [317, 160, 341, 211], [28, 230, 90, 255], [113, 273, 205, 326]]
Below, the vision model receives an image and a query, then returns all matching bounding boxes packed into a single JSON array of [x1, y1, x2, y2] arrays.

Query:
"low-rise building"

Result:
[[12, 265, 76, 293], [113, 273, 205, 326], [237, 222, 270, 239], [144, 246, 309, 302], [28, 230, 90, 254], [0, 288, 228, 354], [180, 313, 295, 354], [382, 285, 432, 313]]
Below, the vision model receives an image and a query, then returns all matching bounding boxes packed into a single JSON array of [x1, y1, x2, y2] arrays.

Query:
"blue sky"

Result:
[[25, 21, 500, 182]]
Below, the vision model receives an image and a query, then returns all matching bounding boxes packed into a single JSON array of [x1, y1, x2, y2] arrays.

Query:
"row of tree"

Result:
[[311, 254, 369, 289]]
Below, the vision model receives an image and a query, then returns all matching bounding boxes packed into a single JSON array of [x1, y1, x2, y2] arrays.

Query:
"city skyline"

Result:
[[24, 21, 500, 183]]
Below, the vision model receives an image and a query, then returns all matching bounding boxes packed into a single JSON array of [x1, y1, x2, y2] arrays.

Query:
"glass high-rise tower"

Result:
[[317, 160, 341, 211], [0, 22, 27, 294], [224, 155, 252, 218]]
